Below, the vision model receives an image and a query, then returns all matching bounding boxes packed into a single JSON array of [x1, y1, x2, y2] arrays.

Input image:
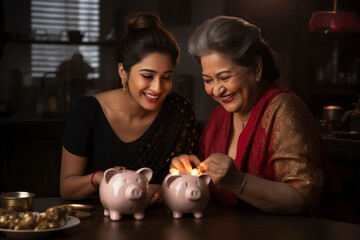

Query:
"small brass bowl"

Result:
[[0, 192, 35, 212]]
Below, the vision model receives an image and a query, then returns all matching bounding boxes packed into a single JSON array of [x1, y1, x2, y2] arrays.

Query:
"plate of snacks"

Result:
[[0, 205, 80, 238]]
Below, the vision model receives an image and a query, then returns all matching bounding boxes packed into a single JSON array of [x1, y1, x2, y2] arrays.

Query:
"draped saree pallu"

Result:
[[199, 84, 358, 223]]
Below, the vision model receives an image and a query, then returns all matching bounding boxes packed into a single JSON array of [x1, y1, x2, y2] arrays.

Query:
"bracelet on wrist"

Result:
[[90, 170, 103, 190], [236, 174, 247, 195]]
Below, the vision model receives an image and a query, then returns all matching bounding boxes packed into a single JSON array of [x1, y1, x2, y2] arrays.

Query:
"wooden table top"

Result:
[[1, 197, 360, 240]]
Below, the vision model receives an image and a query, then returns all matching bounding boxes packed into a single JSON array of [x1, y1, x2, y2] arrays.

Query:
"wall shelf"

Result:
[[5, 37, 117, 46]]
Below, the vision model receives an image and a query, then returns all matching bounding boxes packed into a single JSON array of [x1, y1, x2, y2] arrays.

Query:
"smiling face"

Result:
[[200, 52, 262, 114], [119, 52, 174, 111]]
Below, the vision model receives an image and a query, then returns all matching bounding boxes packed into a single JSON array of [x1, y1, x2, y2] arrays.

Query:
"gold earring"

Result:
[[122, 79, 127, 93]]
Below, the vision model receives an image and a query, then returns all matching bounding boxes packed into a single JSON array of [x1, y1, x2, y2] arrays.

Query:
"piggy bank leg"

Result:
[[193, 211, 203, 219], [109, 211, 122, 221], [104, 209, 110, 217], [133, 212, 145, 220], [172, 211, 183, 219]]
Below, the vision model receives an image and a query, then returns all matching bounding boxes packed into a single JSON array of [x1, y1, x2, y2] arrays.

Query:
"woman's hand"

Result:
[[170, 154, 202, 173], [199, 153, 245, 194], [147, 184, 162, 208], [92, 170, 104, 187], [90, 166, 125, 188]]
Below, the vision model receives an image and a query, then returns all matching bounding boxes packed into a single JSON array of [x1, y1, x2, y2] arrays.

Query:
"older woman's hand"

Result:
[[199, 153, 246, 194], [170, 154, 202, 173]]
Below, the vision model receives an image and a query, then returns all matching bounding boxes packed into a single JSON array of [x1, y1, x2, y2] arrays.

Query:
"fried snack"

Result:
[[0, 205, 76, 231]]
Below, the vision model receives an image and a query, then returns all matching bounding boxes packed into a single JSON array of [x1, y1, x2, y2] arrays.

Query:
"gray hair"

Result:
[[188, 16, 280, 82]]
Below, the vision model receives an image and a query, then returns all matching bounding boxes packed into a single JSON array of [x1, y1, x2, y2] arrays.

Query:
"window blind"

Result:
[[30, 0, 100, 79]]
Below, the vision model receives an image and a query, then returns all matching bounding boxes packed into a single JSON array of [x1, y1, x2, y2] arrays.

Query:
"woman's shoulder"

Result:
[[270, 92, 310, 112], [64, 96, 99, 139], [72, 96, 99, 111], [68, 96, 102, 121], [267, 92, 316, 125]]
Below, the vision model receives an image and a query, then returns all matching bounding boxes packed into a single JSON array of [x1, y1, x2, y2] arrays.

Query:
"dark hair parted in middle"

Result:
[[188, 16, 280, 82], [118, 12, 180, 73]]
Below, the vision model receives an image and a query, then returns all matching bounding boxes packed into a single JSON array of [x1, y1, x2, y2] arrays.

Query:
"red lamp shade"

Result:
[[309, 11, 360, 32]]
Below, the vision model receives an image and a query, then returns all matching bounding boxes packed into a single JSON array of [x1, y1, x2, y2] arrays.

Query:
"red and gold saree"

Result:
[[199, 83, 357, 223]]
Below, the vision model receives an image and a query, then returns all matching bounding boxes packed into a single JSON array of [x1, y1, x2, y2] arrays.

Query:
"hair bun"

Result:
[[126, 12, 162, 33]]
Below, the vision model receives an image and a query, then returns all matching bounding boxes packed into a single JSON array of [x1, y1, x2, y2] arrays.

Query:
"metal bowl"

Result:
[[0, 191, 35, 212]]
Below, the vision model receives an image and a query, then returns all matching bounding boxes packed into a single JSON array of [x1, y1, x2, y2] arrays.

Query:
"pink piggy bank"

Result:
[[162, 172, 211, 219], [99, 167, 152, 220]]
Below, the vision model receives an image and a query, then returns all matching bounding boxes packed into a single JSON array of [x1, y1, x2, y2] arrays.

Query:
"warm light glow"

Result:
[[308, 11, 360, 33], [169, 168, 179, 175], [190, 168, 200, 176]]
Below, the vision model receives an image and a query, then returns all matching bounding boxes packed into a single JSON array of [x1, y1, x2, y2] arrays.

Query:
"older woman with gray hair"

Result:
[[171, 15, 357, 223]]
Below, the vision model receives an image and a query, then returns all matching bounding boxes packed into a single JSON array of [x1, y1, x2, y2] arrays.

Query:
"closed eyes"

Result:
[[203, 74, 233, 84], [141, 74, 172, 80]]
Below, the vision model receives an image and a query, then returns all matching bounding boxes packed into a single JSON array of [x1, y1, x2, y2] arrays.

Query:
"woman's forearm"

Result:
[[60, 174, 98, 200], [236, 173, 306, 214]]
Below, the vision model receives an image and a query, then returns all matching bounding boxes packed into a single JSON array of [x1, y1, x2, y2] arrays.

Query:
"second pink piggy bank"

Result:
[[99, 167, 152, 221], [162, 172, 211, 219]]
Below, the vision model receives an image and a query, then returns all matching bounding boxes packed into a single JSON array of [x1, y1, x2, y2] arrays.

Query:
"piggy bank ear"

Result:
[[164, 174, 181, 188], [137, 167, 153, 182], [103, 168, 119, 184], [198, 173, 211, 185]]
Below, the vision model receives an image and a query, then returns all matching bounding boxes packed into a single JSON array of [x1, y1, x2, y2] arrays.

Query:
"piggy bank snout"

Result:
[[125, 185, 143, 200], [185, 187, 201, 200]]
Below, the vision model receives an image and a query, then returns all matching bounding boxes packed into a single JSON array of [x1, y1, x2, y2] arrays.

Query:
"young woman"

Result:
[[60, 12, 200, 207]]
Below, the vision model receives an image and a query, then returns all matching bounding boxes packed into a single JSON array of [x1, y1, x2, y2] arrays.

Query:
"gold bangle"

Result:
[[237, 174, 247, 195]]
